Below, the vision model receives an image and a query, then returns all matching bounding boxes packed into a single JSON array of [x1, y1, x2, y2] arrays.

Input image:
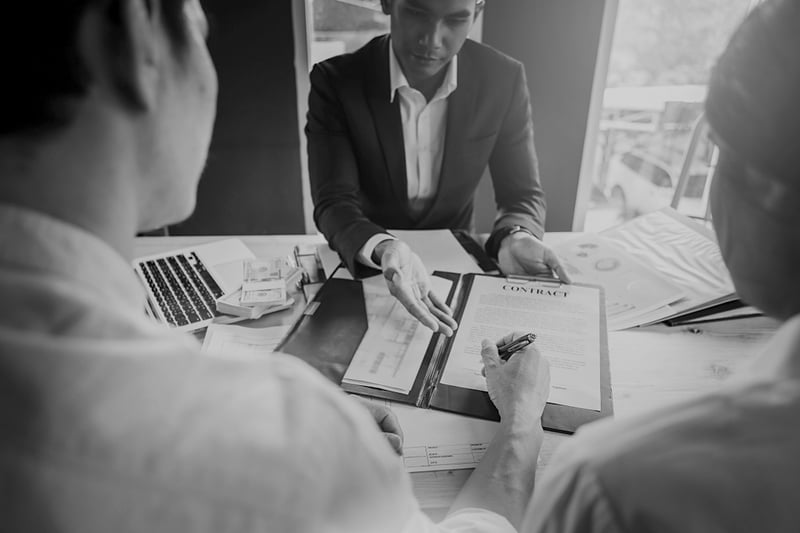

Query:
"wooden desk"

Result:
[[135, 234, 780, 520]]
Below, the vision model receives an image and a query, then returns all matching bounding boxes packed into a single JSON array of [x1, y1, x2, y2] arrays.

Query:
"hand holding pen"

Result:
[[498, 332, 537, 361], [481, 331, 550, 422]]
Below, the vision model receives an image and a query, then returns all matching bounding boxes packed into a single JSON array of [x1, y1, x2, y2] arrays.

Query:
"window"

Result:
[[581, 0, 758, 231], [685, 173, 707, 198], [307, 0, 389, 67]]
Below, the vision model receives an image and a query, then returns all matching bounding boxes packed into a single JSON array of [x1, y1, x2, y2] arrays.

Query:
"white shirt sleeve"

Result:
[[402, 508, 517, 533], [521, 433, 625, 533], [358, 233, 397, 269]]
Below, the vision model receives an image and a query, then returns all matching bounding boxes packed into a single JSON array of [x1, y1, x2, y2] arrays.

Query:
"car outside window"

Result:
[[651, 165, 672, 188], [621, 153, 642, 173]]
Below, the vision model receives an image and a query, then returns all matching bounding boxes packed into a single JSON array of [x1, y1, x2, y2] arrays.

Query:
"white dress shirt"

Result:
[[0, 204, 512, 533], [523, 314, 800, 533], [357, 44, 459, 269]]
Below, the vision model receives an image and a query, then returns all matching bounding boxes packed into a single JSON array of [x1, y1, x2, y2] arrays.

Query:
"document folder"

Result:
[[425, 273, 613, 434], [301, 271, 613, 434], [277, 278, 367, 384]]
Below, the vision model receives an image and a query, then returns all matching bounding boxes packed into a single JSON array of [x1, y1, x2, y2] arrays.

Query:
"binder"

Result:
[[428, 274, 613, 434], [282, 271, 612, 434], [277, 278, 368, 384]]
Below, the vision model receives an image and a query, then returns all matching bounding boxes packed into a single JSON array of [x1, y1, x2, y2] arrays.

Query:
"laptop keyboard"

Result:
[[138, 251, 225, 327]]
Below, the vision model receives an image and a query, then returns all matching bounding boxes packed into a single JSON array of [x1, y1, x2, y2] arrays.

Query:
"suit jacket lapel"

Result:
[[366, 36, 408, 209], [418, 47, 478, 228]]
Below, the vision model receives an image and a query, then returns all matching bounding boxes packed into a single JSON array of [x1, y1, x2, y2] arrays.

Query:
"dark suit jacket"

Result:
[[306, 36, 546, 276]]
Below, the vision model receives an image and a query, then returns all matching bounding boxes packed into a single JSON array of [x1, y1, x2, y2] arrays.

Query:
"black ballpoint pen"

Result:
[[498, 332, 537, 361]]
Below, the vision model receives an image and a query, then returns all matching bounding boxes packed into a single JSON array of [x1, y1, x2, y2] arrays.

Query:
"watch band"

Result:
[[485, 225, 534, 259]]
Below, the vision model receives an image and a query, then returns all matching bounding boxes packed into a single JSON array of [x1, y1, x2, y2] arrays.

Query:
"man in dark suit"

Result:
[[306, 0, 569, 336]]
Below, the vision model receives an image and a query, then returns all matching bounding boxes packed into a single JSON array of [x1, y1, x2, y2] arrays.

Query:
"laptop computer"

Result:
[[133, 238, 255, 333]]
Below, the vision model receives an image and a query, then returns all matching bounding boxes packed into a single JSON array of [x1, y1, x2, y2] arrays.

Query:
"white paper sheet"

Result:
[[439, 276, 603, 411], [201, 324, 290, 360], [364, 398, 500, 472], [553, 234, 685, 330], [319, 229, 481, 280], [342, 275, 454, 394], [391, 229, 483, 274]]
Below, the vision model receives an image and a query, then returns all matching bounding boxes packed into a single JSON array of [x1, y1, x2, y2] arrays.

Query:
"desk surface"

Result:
[[135, 234, 780, 521]]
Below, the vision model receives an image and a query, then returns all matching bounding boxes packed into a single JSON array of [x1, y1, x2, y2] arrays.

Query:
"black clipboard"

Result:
[[427, 273, 613, 434]]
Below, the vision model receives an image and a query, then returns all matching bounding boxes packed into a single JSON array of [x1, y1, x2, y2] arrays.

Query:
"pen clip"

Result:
[[498, 332, 537, 360]]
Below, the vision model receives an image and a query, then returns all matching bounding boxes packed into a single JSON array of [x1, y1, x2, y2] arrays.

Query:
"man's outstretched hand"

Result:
[[374, 239, 458, 337], [498, 232, 572, 283]]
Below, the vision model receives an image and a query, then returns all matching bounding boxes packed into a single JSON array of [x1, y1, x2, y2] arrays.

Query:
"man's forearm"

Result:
[[449, 421, 544, 529]]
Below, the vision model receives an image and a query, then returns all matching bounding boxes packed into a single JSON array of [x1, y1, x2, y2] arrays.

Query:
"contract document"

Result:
[[439, 275, 603, 411]]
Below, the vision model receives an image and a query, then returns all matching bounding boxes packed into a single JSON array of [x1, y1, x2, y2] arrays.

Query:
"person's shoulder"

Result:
[[534, 375, 800, 532], [541, 378, 799, 498], [257, 352, 400, 463], [312, 34, 388, 80], [460, 39, 523, 76], [553, 392, 731, 471]]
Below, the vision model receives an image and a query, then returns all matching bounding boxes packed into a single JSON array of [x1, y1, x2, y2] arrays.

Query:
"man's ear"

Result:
[[475, 0, 485, 19], [380, 0, 392, 16], [92, 0, 163, 111]]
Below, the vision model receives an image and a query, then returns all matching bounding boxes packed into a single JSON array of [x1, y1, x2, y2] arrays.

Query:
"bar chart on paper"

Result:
[[342, 276, 453, 394]]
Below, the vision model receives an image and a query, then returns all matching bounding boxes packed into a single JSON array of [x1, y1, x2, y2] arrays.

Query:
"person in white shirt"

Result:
[[306, 0, 571, 339], [0, 1, 549, 531], [520, 1, 800, 531]]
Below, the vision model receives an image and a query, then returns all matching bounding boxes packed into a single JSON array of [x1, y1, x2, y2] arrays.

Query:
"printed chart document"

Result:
[[201, 324, 290, 360], [342, 275, 454, 394], [552, 209, 739, 329], [439, 275, 603, 411], [601, 208, 737, 326], [553, 234, 685, 331]]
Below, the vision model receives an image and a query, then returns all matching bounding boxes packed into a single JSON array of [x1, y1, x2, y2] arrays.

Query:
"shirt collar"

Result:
[[389, 41, 458, 103], [0, 204, 145, 310]]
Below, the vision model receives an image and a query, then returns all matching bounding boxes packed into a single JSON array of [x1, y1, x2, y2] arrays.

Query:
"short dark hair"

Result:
[[706, 0, 800, 185], [0, 1, 188, 137]]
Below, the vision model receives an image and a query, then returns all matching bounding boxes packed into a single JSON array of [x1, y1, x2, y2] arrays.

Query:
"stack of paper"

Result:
[[240, 258, 289, 306], [555, 208, 745, 330], [215, 257, 302, 320]]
